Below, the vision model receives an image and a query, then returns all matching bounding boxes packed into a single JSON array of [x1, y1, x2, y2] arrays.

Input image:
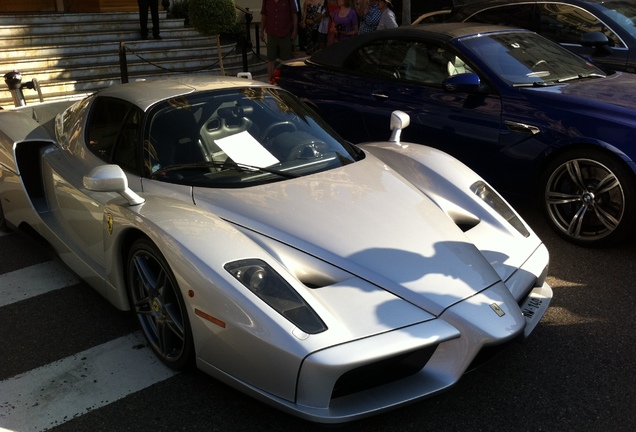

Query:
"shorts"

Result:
[[266, 35, 293, 62]]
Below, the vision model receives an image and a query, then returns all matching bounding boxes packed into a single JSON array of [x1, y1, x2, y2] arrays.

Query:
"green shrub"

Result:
[[189, 0, 237, 36], [170, 0, 190, 25]]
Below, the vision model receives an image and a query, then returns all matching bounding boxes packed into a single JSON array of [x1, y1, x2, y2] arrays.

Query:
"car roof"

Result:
[[93, 75, 273, 111], [308, 22, 529, 69], [451, 0, 612, 16]]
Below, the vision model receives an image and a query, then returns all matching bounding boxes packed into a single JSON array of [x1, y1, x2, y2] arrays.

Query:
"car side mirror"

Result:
[[389, 110, 410, 143], [83, 165, 145, 206], [581, 31, 613, 55], [581, 31, 610, 47], [442, 73, 480, 93]]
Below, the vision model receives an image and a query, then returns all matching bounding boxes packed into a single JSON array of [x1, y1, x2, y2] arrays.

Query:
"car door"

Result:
[[351, 38, 504, 178], [43, 97, 144, 268]]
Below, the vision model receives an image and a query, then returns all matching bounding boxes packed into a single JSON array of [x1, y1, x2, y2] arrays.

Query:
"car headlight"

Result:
[[225, 259, 327, 334], [471, 181, 529, 237]]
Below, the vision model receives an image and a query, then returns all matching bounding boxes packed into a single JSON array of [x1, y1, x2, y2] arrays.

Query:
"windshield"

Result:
[[602, 1, 636, 39], [460, 31, 606, 86], [144, 87, 362, 187]]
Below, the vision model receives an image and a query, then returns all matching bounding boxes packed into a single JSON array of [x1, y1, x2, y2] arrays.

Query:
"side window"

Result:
[[378, 40, 411, 80], [469, 5, 535, 29], [382, 40, 471, 86], [342, 40, 383, 77], [86, 97, 132, 162], [538, 4, 624, 47], [112, 107, 143, 173]]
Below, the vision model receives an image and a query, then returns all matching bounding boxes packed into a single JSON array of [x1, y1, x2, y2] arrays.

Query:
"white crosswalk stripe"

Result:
[[0, 235, 178, 432], [0, 261, 80, 307], [0, 332, 176, 432]]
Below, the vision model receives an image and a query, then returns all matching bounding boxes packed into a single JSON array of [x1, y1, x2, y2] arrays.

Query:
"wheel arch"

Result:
[[108, 227, 150, 310], [535, 141, 636, 246], [533, 140, 636, 204]]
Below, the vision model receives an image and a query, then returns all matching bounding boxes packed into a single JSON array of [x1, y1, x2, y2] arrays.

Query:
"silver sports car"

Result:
[[0, 75, 552, 423]]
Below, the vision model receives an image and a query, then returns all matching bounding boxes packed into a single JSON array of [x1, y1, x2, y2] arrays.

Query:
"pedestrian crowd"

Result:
[[304, 0, 398, 52], [261, 0, 398, 79]]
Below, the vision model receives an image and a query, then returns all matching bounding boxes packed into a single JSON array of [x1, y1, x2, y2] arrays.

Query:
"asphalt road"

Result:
[[1, 202, 635, 432]]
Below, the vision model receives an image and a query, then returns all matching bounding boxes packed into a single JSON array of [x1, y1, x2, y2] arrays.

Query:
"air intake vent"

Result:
[[331, 345, 438, 400]]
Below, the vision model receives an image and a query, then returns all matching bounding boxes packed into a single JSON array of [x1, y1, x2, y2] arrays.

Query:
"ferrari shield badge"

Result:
[[106, 213, 114, 235], [490, 303, 505, 317]]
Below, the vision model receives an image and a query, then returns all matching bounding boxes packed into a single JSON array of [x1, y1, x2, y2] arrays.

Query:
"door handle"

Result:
[[371, 92, 389, 100], [505, 120, 540, 135]]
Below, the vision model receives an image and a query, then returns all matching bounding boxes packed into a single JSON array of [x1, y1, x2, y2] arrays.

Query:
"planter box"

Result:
[[69, 0, 138, 12]]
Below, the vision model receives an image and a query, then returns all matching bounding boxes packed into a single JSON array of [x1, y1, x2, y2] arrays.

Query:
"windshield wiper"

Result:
[[557, 73, 606, 83], [512, 81, 560, 87], [232, 161, 299, 178], [151, 160, 299, 179]]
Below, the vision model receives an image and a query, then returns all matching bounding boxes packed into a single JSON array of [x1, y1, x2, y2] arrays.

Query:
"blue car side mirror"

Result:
[[581, 31, 610, 47], [442, 73, 481, 93], [581, 31, 613, 56]]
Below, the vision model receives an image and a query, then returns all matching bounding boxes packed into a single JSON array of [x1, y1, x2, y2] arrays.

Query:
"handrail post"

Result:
[[254, 23, 261, 57], [119, 42, 129, 84]]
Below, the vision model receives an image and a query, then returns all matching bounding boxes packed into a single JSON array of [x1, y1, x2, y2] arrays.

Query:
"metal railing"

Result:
[[118, 4, 263, 84]]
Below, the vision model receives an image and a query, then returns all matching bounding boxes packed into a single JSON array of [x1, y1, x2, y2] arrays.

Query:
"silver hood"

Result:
[[192, 156, 502, 316]]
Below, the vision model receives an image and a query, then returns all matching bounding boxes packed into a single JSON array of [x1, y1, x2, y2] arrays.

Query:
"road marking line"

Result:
[[0, 332, 177, 432], [0, 261, 79, 307]]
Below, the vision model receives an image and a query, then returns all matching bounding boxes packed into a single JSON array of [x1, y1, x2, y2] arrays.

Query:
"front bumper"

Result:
[[274, 279, 553, 423]]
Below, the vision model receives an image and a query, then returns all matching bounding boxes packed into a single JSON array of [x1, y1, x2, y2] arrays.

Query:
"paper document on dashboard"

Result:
[[214, 131, 280, 167]]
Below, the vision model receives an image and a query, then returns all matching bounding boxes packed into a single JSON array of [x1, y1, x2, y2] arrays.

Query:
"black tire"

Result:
[[540, 149, 635, 247], [126, 238, 194, 370]]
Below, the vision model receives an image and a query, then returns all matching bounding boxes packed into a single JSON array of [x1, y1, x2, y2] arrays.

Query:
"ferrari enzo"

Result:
[[0, 75, 552, 423]]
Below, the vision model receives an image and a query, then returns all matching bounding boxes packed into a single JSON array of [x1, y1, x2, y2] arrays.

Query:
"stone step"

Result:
[[0, 52, 268, 107], [1, 65, 269, 107], [0, 10, 267, 109], [0, 26, 202, 48], [0, 36, 222, 61], [0, 12, 148, 26], [0, 42, 234, 73], [8, 50, 249, 83], [0, 16, 181, 38]]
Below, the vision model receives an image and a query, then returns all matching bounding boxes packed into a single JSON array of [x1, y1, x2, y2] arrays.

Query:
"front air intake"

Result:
[[331, 345, 438, 400]]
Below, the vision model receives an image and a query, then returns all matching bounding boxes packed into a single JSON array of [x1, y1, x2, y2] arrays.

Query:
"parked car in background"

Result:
[[0, 75, 552, 423], [273, 23, 636, 247], [390, 0, 455, 24], [443, 0, 636, 73]]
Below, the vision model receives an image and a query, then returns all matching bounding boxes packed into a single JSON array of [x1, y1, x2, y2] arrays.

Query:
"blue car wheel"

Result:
[[542, 149, 635, 247]]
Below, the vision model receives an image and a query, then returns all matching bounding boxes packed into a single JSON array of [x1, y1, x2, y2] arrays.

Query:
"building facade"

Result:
[[0, 1, 263, 13], [0, 1, 144, 12]]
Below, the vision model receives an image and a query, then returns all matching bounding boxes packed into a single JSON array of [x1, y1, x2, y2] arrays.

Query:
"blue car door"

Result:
[[354, 38, 504, 182]]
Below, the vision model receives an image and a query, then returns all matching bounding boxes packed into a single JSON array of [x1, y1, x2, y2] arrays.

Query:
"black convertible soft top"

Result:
[[308, 23, 521, 69]]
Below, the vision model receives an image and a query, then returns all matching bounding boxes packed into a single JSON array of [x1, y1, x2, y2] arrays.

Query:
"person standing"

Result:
[[357, 0, 381, 34], [138, 0, 161, 40], [330, 0, 358, 43], [301, 0, 325, 55], [377, 0, 398, 30], [325, 0, 339, 46], [261, 0, 299, 80]]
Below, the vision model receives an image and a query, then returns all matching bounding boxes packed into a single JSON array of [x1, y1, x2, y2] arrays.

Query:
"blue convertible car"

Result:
[[273, 23, 636, 247]]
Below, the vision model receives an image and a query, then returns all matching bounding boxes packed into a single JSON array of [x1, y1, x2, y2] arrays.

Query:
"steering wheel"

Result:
[[261, 121, 297, 141], [286, 140, 329, 161]]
